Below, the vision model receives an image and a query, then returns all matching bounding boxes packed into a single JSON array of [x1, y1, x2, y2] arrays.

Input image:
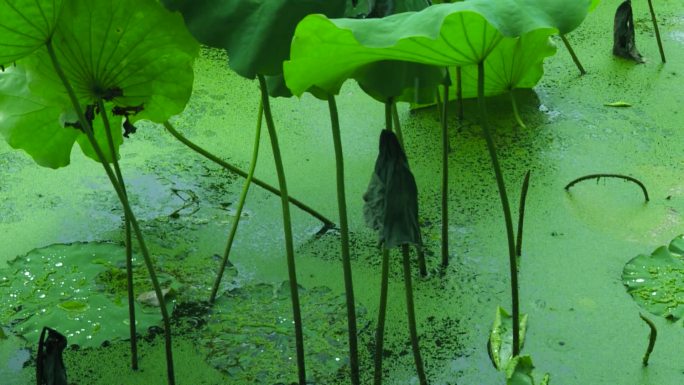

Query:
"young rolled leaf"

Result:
[[161, 0, 346, 79], [505, 355, 550, 385], [0, 0, 62, 65], [363, 129, 421, 249], [488, 306, 528, 371], [623, 235, 684, 320], [0, 0, 198, 168]]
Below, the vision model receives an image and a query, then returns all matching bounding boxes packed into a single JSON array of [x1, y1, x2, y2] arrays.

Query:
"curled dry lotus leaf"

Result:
[[0, 243, 174, 348], [622, 235, 684, 320]]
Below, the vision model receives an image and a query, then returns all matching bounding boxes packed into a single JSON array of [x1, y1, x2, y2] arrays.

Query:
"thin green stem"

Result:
[[639, 313, 657, 366], [441, 74, 449, 269], [374, 248, 390, 385], [97, 100, 138, 370], [328, 95, 360, 385], [477, 62, 520, 356], [564, 173, 649, 202], [509, 90, 527, 129], [516, 171, 531, 258], [209, 101, 263, 304], [46, 39, 175, 384], [391, 102, 405, 150], [257, 75, 306, 385], [560, 34, 587, 75], [402, 244, 428, 385], [646, 0, 666, 63], [163, 121, 335, 231]]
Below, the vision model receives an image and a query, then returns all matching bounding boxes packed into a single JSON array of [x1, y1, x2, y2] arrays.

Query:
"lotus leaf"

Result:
[[622, 235, 684, 320], [0, 243, 173, 348], [161, 0, 346, 79], [488, 306, 528, 371], [505, 355, 550, 385], [355, 60, 446, 103], [0, 0, 198, 168], [0, 0, 62, 66]]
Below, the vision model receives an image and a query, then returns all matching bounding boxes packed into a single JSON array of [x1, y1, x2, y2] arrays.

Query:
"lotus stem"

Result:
[[257, 75, 306, 385], [564, 173, 649, 202], [516, 171, 531, 258], [477, 61, 520, 356], [440, 75, 449, 269], [389, 102, 427, 276], [209, 101, 263, 304], [509, 90, 527, 129], [456, 66, 463, 121], [374, 247, 390, 385], [163, 121, 335, 232], [328, 95, 360, 385], [646, 0, 666, 63], [402, 244, 428, 385], [46, 40, 176, 384], [639, 313, 657, 366], [97, 100, 138, 370], [391, 102, 405, 150], [560, 34, 587, 75]]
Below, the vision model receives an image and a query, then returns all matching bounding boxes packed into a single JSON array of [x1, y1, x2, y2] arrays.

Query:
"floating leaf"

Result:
[[363, 130, 421, 248], [622, 235, 684, 320], [57, 300, 89, 312], [488, 306, 528, 371], [604, 101, 632, 107], [161, 0, 346, 79]]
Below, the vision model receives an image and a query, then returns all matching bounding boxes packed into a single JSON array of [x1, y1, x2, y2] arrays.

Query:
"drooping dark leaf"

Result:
[[36, 327, 68, 385], [613, 0, 643, 63], [363, 130, 421, 249], [161, 0, 346, 79]]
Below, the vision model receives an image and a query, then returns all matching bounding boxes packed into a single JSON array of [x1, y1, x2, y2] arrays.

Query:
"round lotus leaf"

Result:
[[0, 242, 175, 348], [0, 0, 63, 66], [622, 235, 684, 321]]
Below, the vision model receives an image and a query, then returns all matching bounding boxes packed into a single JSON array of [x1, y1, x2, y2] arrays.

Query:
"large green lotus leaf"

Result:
[[47, 0, 199, 123], [466, 0, 594, 36], [0, 63, 123, 168], [488, 306, 528, 371], [355, 60, 446, 103], [161, 0, 346, 79], [623, 235, 684, 321], [457, 28, 557, 99], [346, 0, 431, 18], [284, 3, 504, 96], [0, 0, 63, 66]]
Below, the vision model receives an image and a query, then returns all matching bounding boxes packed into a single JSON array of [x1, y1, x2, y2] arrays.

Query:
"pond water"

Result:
[[1, 1, 683, 384]]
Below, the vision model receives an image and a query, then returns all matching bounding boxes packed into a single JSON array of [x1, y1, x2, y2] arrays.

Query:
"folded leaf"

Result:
[[488, 306, 528, 371]]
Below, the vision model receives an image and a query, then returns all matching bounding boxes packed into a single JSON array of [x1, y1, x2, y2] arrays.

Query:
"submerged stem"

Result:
[[560, 34, 587, 75], [441, 75, 449, 269], [46, 40, 175, 384], [209, 101, 263, 304], [402, 244, 428, 385], [516, 171, 531, 258], [477, 62, 520, 356], [374, 248, 390, 385], [257, 75, 306, 385], [646, 0, 666, 63], [97, 100, 138, 370], [163, 121, 335, 231], [328, 95, 360, 385], [564, 173, 649, 202]]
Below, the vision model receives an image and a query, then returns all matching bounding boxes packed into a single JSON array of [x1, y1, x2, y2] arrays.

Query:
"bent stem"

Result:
[[97, 100, 138, 370], [374, 248, 390, 385], [46, 40, 176, 384], [639, 313, 657, 366], [327, 95, 360, 385], [560, 34, 587, 75], [564, 173, 649, 202], [402, 244, 428, 385], [163, 121, 335, 231], [509, 90, 527, 129], [440, 75, 450, 269], [209, 101, 263, 304], [646, 0, 666, 63], [257, 74, 306, 385], [516, 171, 531, 258], [477, 62, 520, 356]]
